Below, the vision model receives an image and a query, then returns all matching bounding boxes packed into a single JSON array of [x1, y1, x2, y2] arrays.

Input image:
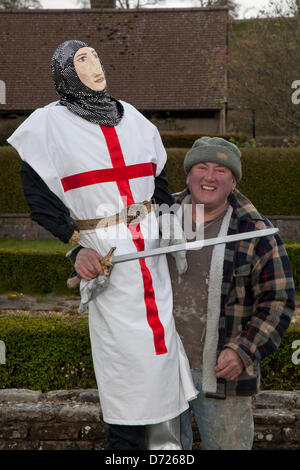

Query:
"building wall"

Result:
[[153, 116, 221, 133]]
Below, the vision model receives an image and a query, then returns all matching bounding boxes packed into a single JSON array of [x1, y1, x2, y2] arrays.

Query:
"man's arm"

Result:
[[20, 161, 78, 243], [21, 162, 103, 280], [153, 166, 175, 206], [225, 233, 295, 377]]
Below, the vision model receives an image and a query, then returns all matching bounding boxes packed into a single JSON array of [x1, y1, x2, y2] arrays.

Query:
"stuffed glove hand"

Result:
[[78, 272, 111, 315], [159, 212, 188, 275], [74, 247, 115, 315]]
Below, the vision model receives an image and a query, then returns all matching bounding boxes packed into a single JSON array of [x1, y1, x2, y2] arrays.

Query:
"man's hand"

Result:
[[214, 348, 243, 381], [75, 248, 104, 280]]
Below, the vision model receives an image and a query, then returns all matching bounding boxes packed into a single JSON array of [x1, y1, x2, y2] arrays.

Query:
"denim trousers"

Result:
[[180, 369, 254, 450]]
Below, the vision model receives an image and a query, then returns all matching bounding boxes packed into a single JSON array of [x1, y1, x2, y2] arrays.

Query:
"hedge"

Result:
[[0, 147, 29, 213], [0, 242, 299, 295], [0, 117, 26, 147], [0, 121, 248, 148], [0, 312, 298, 392], [286, 243, 300, 295], [260, 324, 300, 391], [1, 146, 300, 216], [166, 147, 300, 216], [159, 131, 249, 149], [0, 250, 73, 295], [0, 313, 96, 391]]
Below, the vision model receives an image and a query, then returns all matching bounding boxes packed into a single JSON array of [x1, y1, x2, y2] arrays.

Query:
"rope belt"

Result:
[[74, 200, 153, 231]]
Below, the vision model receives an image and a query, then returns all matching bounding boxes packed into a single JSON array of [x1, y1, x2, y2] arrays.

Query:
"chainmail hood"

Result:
[[51, 40, 124, 126]]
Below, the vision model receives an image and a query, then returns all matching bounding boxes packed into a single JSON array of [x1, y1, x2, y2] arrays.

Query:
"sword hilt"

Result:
[[67, 247, 116, 289], [100, 247, 116, 276]]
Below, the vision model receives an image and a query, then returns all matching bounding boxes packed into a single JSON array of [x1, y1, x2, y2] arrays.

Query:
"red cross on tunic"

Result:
[[61, 125, 167, 356]]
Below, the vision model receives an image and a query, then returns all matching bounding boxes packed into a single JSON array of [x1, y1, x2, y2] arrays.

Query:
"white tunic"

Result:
[[8, 101, 197, 425]]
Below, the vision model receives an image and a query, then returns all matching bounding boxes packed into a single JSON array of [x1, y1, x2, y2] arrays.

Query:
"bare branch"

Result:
[[228, 0, 300, 135], [0, 0, 41, 7]]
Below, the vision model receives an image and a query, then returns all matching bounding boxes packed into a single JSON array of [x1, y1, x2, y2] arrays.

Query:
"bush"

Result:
[[286, 242, 300, 294], [0, 313, 96, 392], [0, 249, 73, 295], [0, 243, 299, 296], [0, 147, 28, 213], [160, 131, 249, 149], [0, 117, 27, 147], [1, 145, 300, 216], [0, 313, 298, 392], [237, 148, 300, 217], [261, 324, 300, 390], [166, 147, 300, 216]]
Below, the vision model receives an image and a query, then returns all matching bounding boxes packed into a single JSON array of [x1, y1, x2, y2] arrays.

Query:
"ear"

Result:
[[232, 177, 236, 192], [186, 173, 190, 187]]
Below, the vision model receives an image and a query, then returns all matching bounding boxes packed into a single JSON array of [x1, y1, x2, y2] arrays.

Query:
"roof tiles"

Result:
[[0, 8, 227, 112]]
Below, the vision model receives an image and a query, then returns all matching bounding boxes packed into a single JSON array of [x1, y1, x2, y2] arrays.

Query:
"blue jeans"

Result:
[[180, 369, 254, 450]]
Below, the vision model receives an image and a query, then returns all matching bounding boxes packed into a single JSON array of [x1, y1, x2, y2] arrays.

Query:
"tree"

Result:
[[191, 0, 239, 19], [80, 0, 169, 7], [76, 0, 90, 7], [116, 0, 166, 7], [0, 0, 41, 7], [228, 0, 300, 137], [115, 0, 238, 13], [81, 0, 238, 12]]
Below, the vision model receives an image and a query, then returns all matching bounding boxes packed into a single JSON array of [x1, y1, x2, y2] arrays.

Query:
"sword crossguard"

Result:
[[67, 246, 116, 289], [100, 247, 116, 276]]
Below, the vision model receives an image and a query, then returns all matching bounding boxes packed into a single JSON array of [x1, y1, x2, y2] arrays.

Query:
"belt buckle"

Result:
[[125, 201, 150, 225]]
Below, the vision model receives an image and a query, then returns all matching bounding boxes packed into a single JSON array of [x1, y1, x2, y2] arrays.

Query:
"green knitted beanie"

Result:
[[183, 136, 242, 182]]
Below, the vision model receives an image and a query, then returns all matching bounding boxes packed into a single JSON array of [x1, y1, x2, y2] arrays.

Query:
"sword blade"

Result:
[[111, 228, 279, 265]]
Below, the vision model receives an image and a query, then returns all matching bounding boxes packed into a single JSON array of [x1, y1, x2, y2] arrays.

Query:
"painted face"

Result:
[[73, 47, 106, 92], [187, 161, 236, 212]]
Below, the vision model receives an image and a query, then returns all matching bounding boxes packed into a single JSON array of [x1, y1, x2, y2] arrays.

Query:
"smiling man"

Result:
[[167, 136, 295, 450], [187, 160, 236, 221]]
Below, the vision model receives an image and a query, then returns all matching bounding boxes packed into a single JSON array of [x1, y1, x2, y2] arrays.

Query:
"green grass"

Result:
[[1, 238, 298, 252], [0, 238, 73, 253]]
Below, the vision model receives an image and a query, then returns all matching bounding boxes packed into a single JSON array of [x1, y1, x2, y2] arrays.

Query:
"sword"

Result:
[[67, 227, 278, 288], [111, 227, 279, 265]]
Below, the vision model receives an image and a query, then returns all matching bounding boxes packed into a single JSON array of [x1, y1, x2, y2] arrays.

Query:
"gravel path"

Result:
[[0, 294, 299, 323]]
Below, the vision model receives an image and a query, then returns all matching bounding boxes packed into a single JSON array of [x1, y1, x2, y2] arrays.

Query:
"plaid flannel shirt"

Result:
[[176, 188, 295, 396]]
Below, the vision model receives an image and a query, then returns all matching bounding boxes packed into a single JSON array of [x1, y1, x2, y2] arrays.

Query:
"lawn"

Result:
[[0, 239, 73, 253]]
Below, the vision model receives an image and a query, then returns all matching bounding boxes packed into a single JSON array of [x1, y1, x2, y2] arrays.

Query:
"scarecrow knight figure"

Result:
[[8, 40, 197, 450]]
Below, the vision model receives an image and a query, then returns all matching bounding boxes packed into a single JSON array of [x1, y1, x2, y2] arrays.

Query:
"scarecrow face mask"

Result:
[[73, 47, 106, 92], [51, 39, 124, 126]]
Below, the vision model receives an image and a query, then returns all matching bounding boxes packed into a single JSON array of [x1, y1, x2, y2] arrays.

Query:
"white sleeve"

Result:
[[8, 109, 48, 166], [7, 108, 62, 199], [153, 126, 167, 176]]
